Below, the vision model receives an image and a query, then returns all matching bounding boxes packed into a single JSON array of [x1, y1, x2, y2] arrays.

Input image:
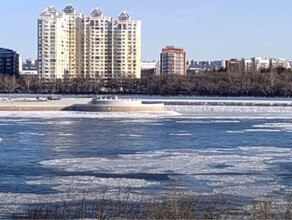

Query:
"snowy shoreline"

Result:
[[166, 105, 292, 113], [0, 104, 292, 119]]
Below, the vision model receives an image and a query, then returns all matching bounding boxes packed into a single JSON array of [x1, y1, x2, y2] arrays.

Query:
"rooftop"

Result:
[[91, 8, 103, 17], [63, 5, 75, 14], [119, 11, 130, 20]]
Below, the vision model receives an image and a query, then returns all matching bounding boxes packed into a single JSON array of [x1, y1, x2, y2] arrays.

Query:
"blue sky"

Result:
[[1, 0, 292, 61]]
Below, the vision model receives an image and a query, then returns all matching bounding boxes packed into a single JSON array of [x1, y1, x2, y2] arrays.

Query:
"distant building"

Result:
[[241, 57, 291, 72], [160, 46, 186, 75], [210, 60, 226, 71], [242, 58, 253, 72], [141, 60, 157, 70], [21, 70, 38, 76], [21, 58, 38, 76], [270, 57, 291, 69], [188, 59, 225, 73], [23, 58, 38, 70], [189, 57, 292, 74], [141, 61, 159, 78], [0, 48, 20, 75], [225, 59, 243, 72], [251, 57, 270, 70]]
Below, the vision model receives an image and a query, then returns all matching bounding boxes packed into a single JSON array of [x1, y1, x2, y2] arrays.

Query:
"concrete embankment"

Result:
[[0, 98, 164, 112], [66, 104, 164, 112], [0, 99, 90, 111], [0, 98, 292, 111]]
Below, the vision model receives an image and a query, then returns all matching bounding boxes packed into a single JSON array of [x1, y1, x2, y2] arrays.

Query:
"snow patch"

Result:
[[19, 132, 45, 136], [26, 176, 160, 191]]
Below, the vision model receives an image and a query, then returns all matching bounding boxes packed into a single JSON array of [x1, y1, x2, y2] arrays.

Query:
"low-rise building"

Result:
[[251, 57, 270, 70], [242, 57, 291, 71], [141, 60, 160, 78], [242, 58, 253, 72], [23, 58, 38, 70], [225, 59, 244, 72], [270, 57, 291, 69], [210, 60, 226, 71], [21, 58, 38, 76], [21, 70, 38, 76], [188, 59, 225, 73]]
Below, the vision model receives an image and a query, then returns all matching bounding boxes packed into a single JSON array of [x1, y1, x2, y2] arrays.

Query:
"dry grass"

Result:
[[11, 188, 292, 220]]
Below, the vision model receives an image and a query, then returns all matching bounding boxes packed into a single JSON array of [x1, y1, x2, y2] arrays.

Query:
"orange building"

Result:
[[160, 46, 186, 75]]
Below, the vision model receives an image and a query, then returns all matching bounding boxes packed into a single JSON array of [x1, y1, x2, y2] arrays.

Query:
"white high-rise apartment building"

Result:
[[112, 12, 141, 79], [38, 5, 84, 79], [84, 9, 112, 79], [38, 6, 141, 80]]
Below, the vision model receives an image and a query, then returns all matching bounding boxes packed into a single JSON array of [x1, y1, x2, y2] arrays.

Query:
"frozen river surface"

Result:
[[0, 107, 291, 214]]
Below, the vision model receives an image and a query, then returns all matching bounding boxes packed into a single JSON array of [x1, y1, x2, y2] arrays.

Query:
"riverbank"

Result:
[[0, 96, 292, 111], [0, 98, 164, 112], [11, 190, 292, 220]]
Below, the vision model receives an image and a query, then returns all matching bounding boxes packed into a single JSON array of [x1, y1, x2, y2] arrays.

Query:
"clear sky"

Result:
[[1, 0, 292, 61]]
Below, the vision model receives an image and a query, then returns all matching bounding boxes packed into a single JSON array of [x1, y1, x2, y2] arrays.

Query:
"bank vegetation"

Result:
[[1, 67, 292, 96], [12, 189, 292, 220]]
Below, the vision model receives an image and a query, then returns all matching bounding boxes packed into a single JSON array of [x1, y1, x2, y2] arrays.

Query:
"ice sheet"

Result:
[[0, 111, 180, 119], [37, 146, 292, 198]]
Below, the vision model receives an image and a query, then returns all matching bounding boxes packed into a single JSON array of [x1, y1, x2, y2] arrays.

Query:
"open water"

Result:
[[0, 111, 291, 213]]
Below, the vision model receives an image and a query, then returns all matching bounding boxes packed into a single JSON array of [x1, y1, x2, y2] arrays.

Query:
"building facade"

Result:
[[38, 5, 141, 80], [161, 46, 186, 75], [270, 57, 291, 69], [141, 60, 159, 78], [242, 57, 291, 72], [0, 48, 20, 75], [112, 12, 141, 79], [23, 58, 38, 70], [38, 5, 84, 79], [84, 9, 112, 79], [250, 57, 270, 70], [187, 59, 225, 73], [21, 58, 38, 76], [225, 59, 244, 72], [242, 58, 253, 72]]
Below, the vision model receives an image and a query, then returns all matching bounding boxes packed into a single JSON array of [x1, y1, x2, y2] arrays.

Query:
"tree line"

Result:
[[1, 67, 292, 96]]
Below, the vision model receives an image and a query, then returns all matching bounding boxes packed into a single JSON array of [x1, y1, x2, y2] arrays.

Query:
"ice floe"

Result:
[[252, 122, 292, 131], [58, 133, 73, 136], [39, 147, 292, 197], [39, 148, 285, 175], [169, 133, 192, 136], [213, 184, 285, 197], [243, 129, 282, 132], [26, 176, 160, 191], [176, 120, 241, 124], [38, 146, 292, 198], [226, 131, 245, 134], [19, 132, 45, 136]]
